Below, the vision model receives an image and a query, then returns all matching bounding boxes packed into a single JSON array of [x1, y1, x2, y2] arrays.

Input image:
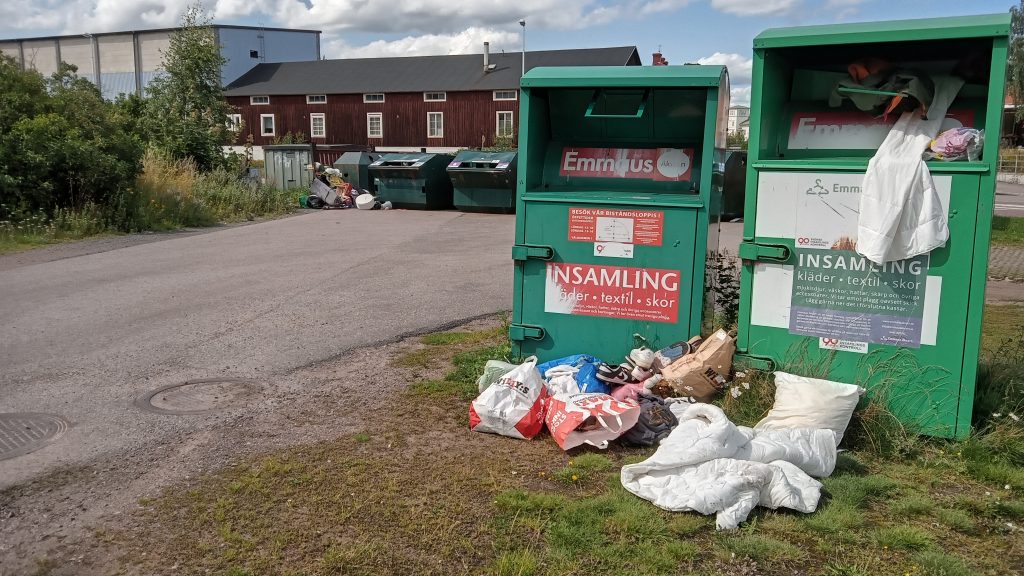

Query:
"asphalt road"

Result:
[[0, 209, 514, 489], [996, 180, 1024, 216]]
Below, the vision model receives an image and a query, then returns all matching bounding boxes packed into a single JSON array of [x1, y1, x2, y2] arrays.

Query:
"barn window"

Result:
[[427, 112, 443, 138], [367, 113, 383, 138], [260, 114, 275, 136], [227, 114, 242, 131], [306, 94, 327, 104], [250, 95, 270, 105], [496, 111, 514, 138], [310, 113, 326, 138], [493, 90, 517, 101], [423, 91, 446, 102], [363, 93, 385, 103]]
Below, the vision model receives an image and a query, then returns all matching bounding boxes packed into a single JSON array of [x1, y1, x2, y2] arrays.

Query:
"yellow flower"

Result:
[[568, 460, 574, 466], [571, 475, 578, 482]]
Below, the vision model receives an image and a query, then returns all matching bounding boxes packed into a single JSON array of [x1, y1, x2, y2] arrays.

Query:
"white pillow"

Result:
[[754, 371, 865, 444]]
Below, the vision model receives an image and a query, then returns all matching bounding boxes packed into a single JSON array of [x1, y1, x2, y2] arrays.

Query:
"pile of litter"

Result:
[[300, 164, 392, 211], [469, 331, 865, 529]]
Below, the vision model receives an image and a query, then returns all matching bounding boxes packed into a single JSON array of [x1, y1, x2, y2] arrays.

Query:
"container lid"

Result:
[[755, 13, 1010, 49], [521, 65, 726, 89]]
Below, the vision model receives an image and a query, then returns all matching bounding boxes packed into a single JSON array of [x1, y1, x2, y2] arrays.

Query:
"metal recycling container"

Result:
[[263, 144, 313, 190], [334, 151, 383, 193], [446, 150, 518, 213], [510, 66, 729, 362], [368, 152, 455, 209], [736, 14, 1009, 439]]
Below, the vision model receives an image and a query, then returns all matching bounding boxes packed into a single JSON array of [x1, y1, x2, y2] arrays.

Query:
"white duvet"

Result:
[[620, 403, 838, 530]]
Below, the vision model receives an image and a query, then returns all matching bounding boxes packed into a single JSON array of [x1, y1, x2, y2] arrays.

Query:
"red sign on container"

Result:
[[559, 147, 693, 181], [544, 262, 681, 323], [568, 207, 664, 246]]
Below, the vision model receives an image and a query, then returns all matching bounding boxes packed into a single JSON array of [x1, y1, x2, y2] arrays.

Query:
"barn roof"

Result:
[[223, 46, 641, 96]]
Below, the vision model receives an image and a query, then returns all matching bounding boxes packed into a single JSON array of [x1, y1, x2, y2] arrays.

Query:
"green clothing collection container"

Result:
[[264, 145, 313, 191], [510, 66, 728, 362], [736, 14, 1009, 439], [333, 152, 382, 193], [368, 152, 455, 210], [447, 151, 518, 213]]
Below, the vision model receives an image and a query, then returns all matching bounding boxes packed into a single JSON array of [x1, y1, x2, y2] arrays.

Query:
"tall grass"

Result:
[[1, 150, 297, 252]]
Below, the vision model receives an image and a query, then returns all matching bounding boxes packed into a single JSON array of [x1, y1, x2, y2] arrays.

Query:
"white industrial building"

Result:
[[0, 25, 321, 100]]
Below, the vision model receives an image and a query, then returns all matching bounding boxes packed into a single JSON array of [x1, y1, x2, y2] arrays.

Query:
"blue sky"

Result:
[[0, 0, 1016, 104]]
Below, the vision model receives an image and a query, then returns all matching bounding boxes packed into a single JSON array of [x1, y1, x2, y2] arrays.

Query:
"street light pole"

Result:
[[519, 19, 526, 77]]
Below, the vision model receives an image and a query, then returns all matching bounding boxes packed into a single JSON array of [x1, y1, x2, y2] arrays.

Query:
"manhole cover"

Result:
[[0, 413, 70, 461], [134, 379, 261, 415]]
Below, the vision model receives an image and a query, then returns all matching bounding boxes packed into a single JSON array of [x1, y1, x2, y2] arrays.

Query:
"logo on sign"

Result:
[[560, 148, 692, 181], [821, 338, 840, 346]]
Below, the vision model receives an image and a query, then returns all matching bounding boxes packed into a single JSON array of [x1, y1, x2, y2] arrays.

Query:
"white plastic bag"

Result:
[[469, 356, 548, 440], [544, 365, 582, 396]]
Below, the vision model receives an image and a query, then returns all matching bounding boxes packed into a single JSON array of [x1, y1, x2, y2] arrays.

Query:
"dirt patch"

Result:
[[0, 315, 504, 574]]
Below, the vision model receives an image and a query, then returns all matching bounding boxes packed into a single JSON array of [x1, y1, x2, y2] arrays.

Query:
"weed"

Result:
[[352, 432, 370, 443], [718, 370, 775, 427], [990, 499, 1024, 519], [873, 525, 934, 551], [912, 550, 973, 576], [889, 493, 935, 517], [550, 454, 613, 485], [964, 460, 1024, 494], [420, 330, 495, 346], [718, 534, 802, 561], [821, 560, 872, 576]]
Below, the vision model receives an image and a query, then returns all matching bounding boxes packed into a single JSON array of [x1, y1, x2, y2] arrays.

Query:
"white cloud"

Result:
[[823, 0, 864, 20], [696, 52, 752, 84], [730, 85, 751, 106], [327, 27, 519, 59], [710, 0, 800, 17]]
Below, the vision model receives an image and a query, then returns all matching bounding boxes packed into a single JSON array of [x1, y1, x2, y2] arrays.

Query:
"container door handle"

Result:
[[738, 241, 790, 263], [509, 323, 546, 341], [512, 244, 554, 261]]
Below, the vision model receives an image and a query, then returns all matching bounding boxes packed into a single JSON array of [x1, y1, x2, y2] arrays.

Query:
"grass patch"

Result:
[[821, 561, 872, 576], [804, 502, 865, 535], [352, 432, 370, 443], [912, 550, 973, 576], [549, 454, 614, 485], [406, 344, 510, 402], [489, 549, 539, 576], [823, 475, 899, 508], [873, 525, 934, 551], [718, 534, 803, 561], [991, 215, 1024, 246], [935, 508, 976, 533], [420, 329, 497, 347], [888, 493, 935, 517]]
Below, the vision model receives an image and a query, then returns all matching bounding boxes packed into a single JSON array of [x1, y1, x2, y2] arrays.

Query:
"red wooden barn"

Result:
[[224, 45, 641, 155]]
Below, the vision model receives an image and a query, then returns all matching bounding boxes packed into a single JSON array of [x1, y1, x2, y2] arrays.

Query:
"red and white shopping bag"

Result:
[[545, 393, 641, 450], [469, 356, 548, 440]]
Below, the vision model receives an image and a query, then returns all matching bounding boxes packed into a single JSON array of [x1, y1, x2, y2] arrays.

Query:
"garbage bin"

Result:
[[736, 14, 1009, 438], [446, 151, 518, 213], [264, 144, 313, 190], [510, 65, 729, 362], [334, 151, 383, 193], [368, 152, 455, 210], [722, 150, 746, 220]]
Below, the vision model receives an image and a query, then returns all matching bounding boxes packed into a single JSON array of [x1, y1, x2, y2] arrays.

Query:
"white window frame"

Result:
[[260, 114, 275, 136], [493, 90, 517, 101], [367, 112, 383, 138], [227, 114, 242, 131], [306, 94, 327, 104], [423, 91, 446, 102], [250, 95, 270, 105], [363, 93, 385, 103], [496, 111, 514, 138], [427, 111, 443, 139], [310, 113, 326, 138]]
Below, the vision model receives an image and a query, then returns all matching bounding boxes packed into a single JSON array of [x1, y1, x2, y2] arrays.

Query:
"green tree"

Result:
[[1011, 1, 1024, 120], [726, 131, 748, 150], [145, 3, 231, 171], [0, 59, 143, 212]]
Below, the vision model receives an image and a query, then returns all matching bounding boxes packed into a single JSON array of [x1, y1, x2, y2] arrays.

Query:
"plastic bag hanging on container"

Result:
[[469, 356, 548, 440]]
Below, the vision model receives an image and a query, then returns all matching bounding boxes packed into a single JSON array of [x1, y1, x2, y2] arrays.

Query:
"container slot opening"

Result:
[[585, 89, 650, 119]]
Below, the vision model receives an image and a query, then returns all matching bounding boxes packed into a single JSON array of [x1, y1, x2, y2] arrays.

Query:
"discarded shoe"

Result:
[[628, 347, 656, 370]]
